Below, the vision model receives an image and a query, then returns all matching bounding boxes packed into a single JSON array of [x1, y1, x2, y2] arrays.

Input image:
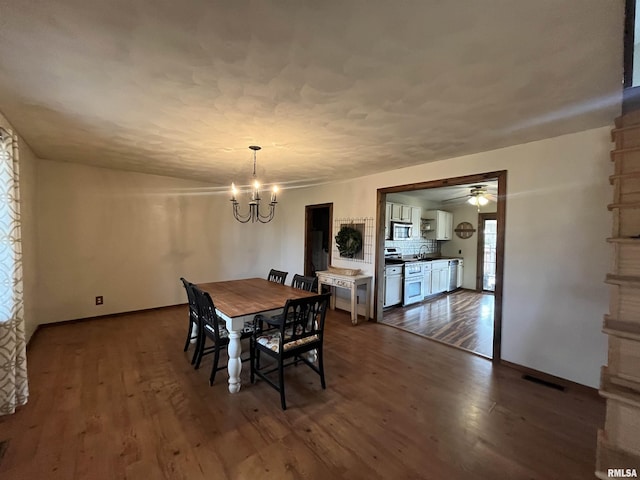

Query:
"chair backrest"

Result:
[[191, 286, 225, 340], [180, 277, 198, 321], [291, 274, 318, 292], [267, 269, 288, 284], [278, 293, 330, 346]]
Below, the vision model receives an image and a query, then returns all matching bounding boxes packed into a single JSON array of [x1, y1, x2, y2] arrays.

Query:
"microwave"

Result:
[[391, 221, 413, 240]]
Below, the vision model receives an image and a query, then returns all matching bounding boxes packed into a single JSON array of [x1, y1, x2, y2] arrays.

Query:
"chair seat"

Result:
[[256, 331, 320, 353], [204, 322, 254, 338]]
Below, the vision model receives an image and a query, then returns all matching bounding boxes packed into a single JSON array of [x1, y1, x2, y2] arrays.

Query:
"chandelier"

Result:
[[230, 146, 278, 223]]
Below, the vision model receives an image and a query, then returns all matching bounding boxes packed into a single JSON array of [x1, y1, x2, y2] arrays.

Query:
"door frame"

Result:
[[304, 203, 333, 277], [476, 212, 498, 292], [375, 170, 506, 362]]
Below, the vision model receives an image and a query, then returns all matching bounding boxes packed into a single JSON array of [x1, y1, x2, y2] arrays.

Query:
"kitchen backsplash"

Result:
[[385, 239, 439, 256]]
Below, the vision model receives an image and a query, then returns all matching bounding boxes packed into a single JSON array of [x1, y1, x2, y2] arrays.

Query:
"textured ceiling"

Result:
[[390, 181, 498, 205], [0, 0, 624, 188]]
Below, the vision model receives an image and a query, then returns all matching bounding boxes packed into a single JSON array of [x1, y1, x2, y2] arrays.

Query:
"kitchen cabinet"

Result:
[[423, 262, 432, 297], [411, 207, 422, 239], [400, 205, 412, 222], [385, 203, 392, 239], [390, 203, 403, 221], [429, 260, 449, 295], [384, 265, 403, 307], [424, 210, 453, 241], [456, 260, 464, 289], [386, 202, 421, 240]]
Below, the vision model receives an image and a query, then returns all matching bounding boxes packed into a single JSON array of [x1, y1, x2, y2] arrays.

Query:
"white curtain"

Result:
[[0, 127, 28, 415]]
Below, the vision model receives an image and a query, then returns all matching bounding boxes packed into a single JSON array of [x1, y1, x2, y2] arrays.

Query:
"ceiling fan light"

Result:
[[478, 195, 489, 206], [467, 196, 478, 206]]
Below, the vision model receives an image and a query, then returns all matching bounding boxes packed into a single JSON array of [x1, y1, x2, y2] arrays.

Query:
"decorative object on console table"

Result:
[[454, 222, 476, 239], [316, 270, 372, 325], [327, 266, 361, 276], [333, 217, 374, 263]]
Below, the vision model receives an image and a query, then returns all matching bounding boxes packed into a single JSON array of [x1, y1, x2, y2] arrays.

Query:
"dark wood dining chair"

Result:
[[191, 286, 253, 385], [291, 274, 318, 292], [180, 277, 200, 365], [267, 269, 288, 284], [250, 293, 330, 410]]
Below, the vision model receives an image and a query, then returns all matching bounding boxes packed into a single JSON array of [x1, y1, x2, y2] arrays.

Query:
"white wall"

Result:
[[0, 112, 38, 342], [35, 126, 611, 388], [276, 127, 611, 388], [36, 160, 287, 324]]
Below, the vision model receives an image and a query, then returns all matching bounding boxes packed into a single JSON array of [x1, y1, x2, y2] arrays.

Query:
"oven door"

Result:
[[403, 275, 424, 305]]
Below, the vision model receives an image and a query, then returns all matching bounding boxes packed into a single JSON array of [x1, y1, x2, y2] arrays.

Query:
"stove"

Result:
[[403, 261, 424, 305], [384, 247, 405, 264]]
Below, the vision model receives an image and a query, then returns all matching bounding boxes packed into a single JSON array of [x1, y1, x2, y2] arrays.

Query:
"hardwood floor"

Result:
[[0, 306, 603, 479], [382, 289, 494, 357]]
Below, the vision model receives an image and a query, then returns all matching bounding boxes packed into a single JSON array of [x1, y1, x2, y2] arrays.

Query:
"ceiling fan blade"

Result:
[[441, 195, 470, 203]]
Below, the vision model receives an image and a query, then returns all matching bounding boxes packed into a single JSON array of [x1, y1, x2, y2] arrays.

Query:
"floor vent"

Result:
[[522, 374, 565, 392]]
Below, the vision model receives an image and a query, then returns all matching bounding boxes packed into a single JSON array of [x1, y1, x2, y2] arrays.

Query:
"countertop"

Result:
[[385, 256, 463, 264]]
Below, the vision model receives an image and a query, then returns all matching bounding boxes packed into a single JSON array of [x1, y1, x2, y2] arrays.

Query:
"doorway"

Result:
[[376, 171, 506, 361], [477, 213, 498, 292], [304, 203, 333, 278]]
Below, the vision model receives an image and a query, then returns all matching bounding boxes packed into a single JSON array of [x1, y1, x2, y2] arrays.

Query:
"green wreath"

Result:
[[335, 226, 363, 258]]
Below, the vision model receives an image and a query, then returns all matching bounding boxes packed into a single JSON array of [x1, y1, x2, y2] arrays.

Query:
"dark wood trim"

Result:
[[378, 171, 507, 195], [500, 359, 601, 399], [34, 304, 184, 329], [376, 170, 507, 363], [623, 0, 640, 114], [303, 203, 333, 278], [624, 0, 635, 90], [476, 212, 498, 291], [493, 171, 507, 363], [374, 190, 386, 321]]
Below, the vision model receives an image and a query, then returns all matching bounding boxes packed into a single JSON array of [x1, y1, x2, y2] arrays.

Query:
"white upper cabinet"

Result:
[[385, 203, 392, 239], [400, 205, 412, 222], [390, 203, 403, 221], [423, 210, 453, 241], [411, 206, 421, 239], [386, 202, 423, 240]]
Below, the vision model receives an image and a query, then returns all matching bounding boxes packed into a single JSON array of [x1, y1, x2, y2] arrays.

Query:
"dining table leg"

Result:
[[227, 330, 242, 393]]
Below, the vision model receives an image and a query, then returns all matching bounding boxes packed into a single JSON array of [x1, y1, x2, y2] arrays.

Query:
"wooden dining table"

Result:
[[197, 277, 317, 393]]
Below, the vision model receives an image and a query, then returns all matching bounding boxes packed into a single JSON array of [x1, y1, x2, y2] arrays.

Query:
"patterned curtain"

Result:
[[0, 127, 28, 415]]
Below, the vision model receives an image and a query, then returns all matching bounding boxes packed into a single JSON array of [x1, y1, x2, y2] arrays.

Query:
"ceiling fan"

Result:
[[442, 185, 496, 206]]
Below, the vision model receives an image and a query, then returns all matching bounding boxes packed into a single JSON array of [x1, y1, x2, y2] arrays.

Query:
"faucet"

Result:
[[418, 244, 429, 259]]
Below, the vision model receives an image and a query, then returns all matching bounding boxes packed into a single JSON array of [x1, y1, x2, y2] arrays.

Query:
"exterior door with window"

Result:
[[477, 213, 497, 292]]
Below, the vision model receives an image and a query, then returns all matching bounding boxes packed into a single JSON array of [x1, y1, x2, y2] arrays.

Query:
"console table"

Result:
[[316, 271, 372, 325]]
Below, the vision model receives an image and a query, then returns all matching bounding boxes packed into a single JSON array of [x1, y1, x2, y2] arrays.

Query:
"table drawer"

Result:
[[318, 275, 354, 288]]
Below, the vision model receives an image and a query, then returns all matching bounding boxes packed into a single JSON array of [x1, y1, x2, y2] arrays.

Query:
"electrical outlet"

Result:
[[95, 296, 103, 305]]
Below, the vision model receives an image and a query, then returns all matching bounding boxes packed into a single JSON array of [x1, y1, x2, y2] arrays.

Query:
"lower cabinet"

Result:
[[423, 263, 432, 297], [384, 265, 403, 307], [429, 260, 449, 295], [456, 260, 464, 289]]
